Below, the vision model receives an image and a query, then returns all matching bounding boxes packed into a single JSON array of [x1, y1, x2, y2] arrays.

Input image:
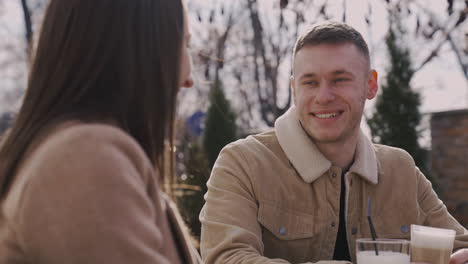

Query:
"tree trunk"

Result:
[[247, 0, 290, 127]]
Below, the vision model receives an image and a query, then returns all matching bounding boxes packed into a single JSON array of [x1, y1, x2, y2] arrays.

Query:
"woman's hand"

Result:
[[450, 249, 468, 264]]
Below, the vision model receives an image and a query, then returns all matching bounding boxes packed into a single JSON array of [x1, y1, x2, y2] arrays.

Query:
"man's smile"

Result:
[[310, 110, 344, 119]]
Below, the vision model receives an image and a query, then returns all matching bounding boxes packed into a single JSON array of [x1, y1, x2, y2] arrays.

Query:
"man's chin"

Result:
[[299, 122, 346, 144], [311, 135, 342, 144], [304, 129, 342, 144]]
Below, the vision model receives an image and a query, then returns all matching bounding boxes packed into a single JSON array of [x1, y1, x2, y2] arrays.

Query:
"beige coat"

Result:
[[0, 122, 201, 264], [200, 106, 468, 264]]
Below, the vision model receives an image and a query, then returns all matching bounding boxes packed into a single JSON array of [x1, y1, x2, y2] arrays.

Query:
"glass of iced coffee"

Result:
[[411, 225, 456, 264], [356, 238, 410, 264]]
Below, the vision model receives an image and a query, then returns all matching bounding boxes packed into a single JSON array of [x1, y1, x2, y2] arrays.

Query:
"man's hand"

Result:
[[450, 249, 468, 264]]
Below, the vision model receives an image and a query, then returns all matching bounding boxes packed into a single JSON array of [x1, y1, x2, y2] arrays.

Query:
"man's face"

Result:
[[291, 43, 378, 145]]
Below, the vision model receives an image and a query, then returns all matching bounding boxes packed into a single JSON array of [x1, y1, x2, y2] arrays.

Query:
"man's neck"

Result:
[[314, 133, 359, 171]]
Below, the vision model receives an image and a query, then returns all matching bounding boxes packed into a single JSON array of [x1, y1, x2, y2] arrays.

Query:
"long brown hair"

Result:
[[0, 0, 184, 198]]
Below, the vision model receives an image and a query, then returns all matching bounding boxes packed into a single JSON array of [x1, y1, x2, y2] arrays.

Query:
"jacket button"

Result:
[[331, 172, 337, 178], [351, 227, 358, 235], [331, 222, 336, 227], [400, 225, 409, 233], [279, 227, 287, 235]]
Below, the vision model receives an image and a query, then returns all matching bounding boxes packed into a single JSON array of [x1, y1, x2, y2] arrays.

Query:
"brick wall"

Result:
[[431, 109, 468, 227]]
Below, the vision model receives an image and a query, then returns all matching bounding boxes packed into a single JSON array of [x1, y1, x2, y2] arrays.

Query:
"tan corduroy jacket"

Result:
[[0, 122, 201, 264], [200, 106, 468, 264]]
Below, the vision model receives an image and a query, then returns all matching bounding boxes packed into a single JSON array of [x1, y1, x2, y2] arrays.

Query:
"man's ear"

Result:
[[291, 76, 297, 105], [367, 70, 378, 99]]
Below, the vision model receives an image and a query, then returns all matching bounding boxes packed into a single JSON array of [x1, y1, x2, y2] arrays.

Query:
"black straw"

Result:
[[367, 197, 379, 255]]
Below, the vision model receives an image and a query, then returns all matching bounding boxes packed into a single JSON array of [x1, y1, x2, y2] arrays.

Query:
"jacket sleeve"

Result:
[[15, 127, 177, 264], [416, 167, 468, 250], [199, 143, 351, 264]]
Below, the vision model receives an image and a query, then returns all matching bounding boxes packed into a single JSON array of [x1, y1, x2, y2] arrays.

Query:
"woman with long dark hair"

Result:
[[0, 0, 200, 263]]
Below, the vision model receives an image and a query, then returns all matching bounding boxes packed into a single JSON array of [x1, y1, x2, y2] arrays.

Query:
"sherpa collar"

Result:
[[275, 106, 379, 184]]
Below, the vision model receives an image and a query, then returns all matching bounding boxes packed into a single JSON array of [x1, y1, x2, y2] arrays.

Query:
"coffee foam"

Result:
[[411, 225, 455, 249]]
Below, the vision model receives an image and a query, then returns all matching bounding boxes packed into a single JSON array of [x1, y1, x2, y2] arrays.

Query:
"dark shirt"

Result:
[[332, 172, 351, 261]]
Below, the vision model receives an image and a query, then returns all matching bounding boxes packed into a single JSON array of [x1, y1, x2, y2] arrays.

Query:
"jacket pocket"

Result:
[[257, 201, 322, 263], [372, 208, 426, 240], [258, 201, 318, 240]]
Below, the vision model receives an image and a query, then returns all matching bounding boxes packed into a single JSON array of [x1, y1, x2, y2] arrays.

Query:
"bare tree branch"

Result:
[[20, 0, 33, 60], [247, 0, 295, 126], [342, 0, 347, 22], [413, 14, 466, 73], [214, 12, 234, 84], [447, 34, 468, 79], [407, 0, 467, 75]]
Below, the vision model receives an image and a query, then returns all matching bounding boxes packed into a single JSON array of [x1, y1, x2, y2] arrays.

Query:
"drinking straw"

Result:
[[367, 197, 379, 255]]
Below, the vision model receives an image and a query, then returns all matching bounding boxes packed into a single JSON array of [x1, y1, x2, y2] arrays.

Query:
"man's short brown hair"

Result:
[[293, 21, 370, 68]]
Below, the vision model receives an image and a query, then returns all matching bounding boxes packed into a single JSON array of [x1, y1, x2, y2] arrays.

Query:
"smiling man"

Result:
[[292, 40, 377, 171], [200, 21, 468, 264]]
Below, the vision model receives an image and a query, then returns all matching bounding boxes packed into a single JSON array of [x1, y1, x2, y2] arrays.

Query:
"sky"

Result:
[[327, 0, 467, 145], [0, 0, 28, 112], [0, 0, 467, 144], [342, 0, 468, 114]]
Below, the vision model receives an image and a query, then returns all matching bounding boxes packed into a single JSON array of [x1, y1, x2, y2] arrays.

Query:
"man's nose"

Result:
[[314, 82, 335, 104]]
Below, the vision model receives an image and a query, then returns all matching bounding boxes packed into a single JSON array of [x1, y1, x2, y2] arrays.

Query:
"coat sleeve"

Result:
[[15, 126, 178, 264], [416, 167, 468, 250], [199, 143, 351, 264]]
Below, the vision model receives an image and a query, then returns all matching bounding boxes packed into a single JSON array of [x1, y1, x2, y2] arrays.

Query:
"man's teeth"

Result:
[[315, 113, 339, 119]]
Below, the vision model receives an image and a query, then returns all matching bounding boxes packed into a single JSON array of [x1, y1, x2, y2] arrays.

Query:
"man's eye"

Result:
[[304, 81, 318, 86], [334, 78, 348, 83]]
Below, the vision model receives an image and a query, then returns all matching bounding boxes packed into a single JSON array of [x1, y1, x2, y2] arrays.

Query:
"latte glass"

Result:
[[411, 225, 455, 264], [356, 238, 410, 264]]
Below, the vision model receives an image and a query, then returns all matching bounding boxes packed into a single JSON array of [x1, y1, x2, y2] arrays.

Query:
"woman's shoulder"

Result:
[[34, 121, 149, 167], [16, 121, 155, 192], [8, 121, 159, 216], [42, 121, 142, 152]]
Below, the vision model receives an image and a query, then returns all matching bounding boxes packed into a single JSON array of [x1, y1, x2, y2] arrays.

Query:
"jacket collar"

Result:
[[164, 194, 202, 264], [275, 106, 378, 184]]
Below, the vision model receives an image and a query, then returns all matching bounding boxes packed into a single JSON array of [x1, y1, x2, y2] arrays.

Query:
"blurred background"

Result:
[[0, 0, 467, 246]]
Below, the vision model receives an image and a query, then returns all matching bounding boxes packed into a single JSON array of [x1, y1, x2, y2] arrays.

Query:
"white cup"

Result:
[[356, 238, 410, 264], [410, 225, 456, 264]]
